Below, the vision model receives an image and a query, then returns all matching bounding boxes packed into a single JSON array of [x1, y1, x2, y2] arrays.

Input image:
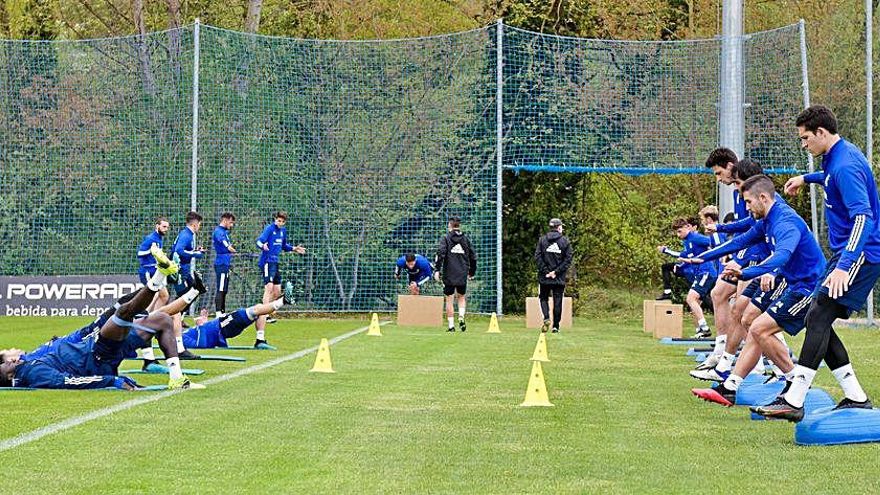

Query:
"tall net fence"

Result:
[[503, 23, 807, 174], [0, 22, 807, 312]]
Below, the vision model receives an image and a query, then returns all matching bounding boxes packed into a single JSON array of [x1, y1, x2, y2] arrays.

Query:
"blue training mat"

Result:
[[120, 368, 205, 376], [659, 337, 714, 345], [795, 407, 880, 446], [0, 384, 169, 392], [749, 388, 836, 421], [127, 355, 245, 362]]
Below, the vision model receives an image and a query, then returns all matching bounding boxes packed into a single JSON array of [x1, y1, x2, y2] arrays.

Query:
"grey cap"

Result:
[[549, 218, 564, 228]]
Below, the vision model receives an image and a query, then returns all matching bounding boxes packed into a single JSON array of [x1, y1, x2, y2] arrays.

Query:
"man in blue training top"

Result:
[[212, 212, 237, 317], [657, 217, 717, 338], [656, 206, 725, 302], [394, 253, 434, 295], [0, 247, 200, 390], [182, 283, 293, 349], [254, 211, 306, 349], [171, 211, 206, 359], [753, 105, 878, 422], [137, 217, 171, 312], [685, 176, 826, 405], [696, 158, 773, 371]]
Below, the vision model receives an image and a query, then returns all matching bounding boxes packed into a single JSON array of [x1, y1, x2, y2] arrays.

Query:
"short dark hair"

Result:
[[404, 253, 416, 262], [274, 210, 289, 221], [705, 148, 738, 169], [220, 212, 236, 221], [740, 174, 776, 197], [185, 211, 203, 224], [671, 217, 690, 230], [732, 159, 763, 182], [796, 105, 838, 134], [722, 212, 736, 223], [155, 216, 168, 225], [449, 216, 461, 229]]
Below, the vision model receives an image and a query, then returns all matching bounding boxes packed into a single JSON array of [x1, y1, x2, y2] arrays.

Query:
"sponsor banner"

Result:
[[0, 275, 143, 317]]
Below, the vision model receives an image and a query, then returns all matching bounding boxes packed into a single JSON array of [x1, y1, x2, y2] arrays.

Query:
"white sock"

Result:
[[724, 374, 744, 391], [141, 346, 156, 361], [175, 336, 185, 353], [717, 352, 734, 372], [181, 288, 199, 305], [663, 289, 672, 294], [146, 271, 166, 291], [166, 357, 183, 380], [448, 316, 454, 329], [832, 364, 868, 402], [256, 329, 265, 341], [784, 365, 817, 408], [698, 318, 708, 328], [215, 311, 223, 318], [271, 298, 284, 311], [713, 335, 727, 356], [784, 369, 795, 381], [458, 306, 465, 319]]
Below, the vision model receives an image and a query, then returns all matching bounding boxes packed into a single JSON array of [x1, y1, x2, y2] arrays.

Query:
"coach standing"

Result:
[[535, 218, 573, 333]]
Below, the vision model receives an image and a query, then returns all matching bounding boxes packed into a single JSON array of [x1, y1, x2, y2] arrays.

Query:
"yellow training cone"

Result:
[[530, 333, 549, 362], [520, 361, 554, 407], [367, 313, 382, 336], [309, 338, 335, 373], [486, 312, 501, 333]]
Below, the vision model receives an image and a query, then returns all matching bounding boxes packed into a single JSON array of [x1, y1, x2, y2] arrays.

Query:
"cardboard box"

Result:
[[525, 296, 573, 329], [397, 295, 444, 327], [643, 299, 657, 333], [653, 303, 683, 338]]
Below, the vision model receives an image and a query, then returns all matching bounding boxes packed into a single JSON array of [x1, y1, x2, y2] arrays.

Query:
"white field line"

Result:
[[0, 321, 389, 453]]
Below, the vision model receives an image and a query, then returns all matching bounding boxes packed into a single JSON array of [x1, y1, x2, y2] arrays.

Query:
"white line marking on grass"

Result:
[[0, 321, 389, 453]]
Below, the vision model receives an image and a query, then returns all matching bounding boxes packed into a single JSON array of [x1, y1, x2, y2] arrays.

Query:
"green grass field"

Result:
[[2, 314, 880, 494]]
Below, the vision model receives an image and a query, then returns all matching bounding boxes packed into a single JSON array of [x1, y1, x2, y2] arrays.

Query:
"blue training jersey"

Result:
[[172, 226, 204, 275], [256, 223, 293, 265], [695, 201, 826, 294], [137, 231, 164, 270], [213, 225, 234, 267], [13, 336, 116, 389], [682, 232, 717, 279], [182, 318, 227, 349], [804, 138, 880, 271], [394, 254, 433, 280]]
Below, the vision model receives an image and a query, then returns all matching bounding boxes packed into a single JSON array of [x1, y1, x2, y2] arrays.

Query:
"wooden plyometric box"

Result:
[[643, 300, 658, 333], [653, 303, 683, 339], [525, 297, 573, 329], [397, 295, 444, 327]]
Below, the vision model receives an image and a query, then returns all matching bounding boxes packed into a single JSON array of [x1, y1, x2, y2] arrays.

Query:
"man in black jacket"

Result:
[[434, 216, 477, 332], [535, 218, 573, 333]]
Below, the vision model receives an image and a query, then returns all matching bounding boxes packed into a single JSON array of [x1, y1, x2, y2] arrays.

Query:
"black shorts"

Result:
[[443, 284, 467, 296]]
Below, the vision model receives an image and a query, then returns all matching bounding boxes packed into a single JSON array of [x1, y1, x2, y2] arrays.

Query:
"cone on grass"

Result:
[[520, 361, 554, 407], [367, 313, 382, 336], [309, 338, 335, 373], [531, 333, 549, 362], [486, 313, 501, 333]]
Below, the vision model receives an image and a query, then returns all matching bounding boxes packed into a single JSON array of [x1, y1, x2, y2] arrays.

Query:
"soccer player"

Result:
[[696, 158, 771, 369], [182, 283, 293, 349], [434, 216, 477, 332], [171, 211, 206, 359], [254, 211, 306, 349], [212, 212, 237, 317], [0, 247, 199, 390], [657, 207, 725, 301], [394, 253, 434, 295], [137, 217, 171, 312], [685, 175, 825, 405], [753, 105, 877, 421], [658, 217, 717, 338], [535, 218, 573, 333]]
